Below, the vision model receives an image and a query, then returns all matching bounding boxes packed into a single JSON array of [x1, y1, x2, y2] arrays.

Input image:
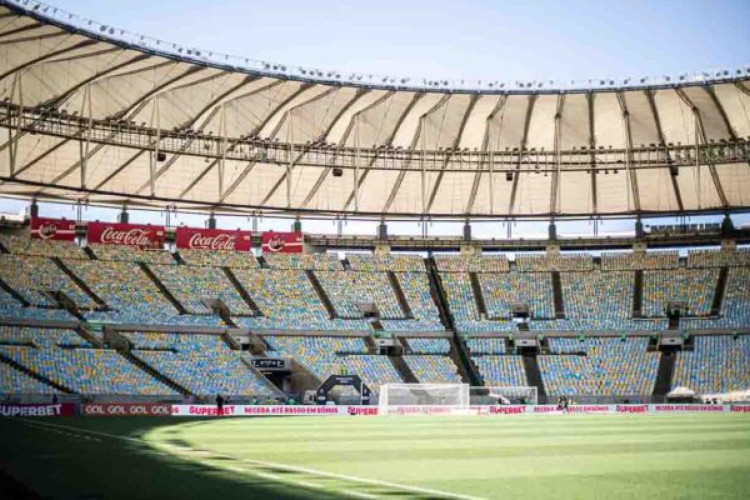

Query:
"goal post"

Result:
[[378, 383, 470, 415], [470, 386, 538, 405]]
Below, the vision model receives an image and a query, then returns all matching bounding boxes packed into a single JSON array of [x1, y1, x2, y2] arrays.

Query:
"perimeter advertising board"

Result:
[[175, 227, 252, 252], [260, 231, 303, 254], [87, 222, 165, 248], [30, 217, 76, 241]]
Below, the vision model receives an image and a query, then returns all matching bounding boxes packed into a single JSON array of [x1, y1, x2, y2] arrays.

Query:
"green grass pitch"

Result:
[[1, 413, 749, 499]]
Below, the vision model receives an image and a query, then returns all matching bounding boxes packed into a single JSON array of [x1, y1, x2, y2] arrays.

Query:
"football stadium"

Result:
[[0, 0, 749, 498]]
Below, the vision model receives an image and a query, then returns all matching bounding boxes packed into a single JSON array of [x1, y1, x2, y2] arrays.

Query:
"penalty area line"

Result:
[[17, 418, 483, 500]]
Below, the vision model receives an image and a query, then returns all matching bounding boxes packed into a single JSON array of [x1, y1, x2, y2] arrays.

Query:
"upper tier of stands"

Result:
[[179, 249, 259, 268], [0, 255, 94, 309]]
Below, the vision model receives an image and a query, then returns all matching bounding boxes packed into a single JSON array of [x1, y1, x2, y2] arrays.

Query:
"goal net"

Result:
[[378, 383, 470, 415], [470, 386, 538, 405]]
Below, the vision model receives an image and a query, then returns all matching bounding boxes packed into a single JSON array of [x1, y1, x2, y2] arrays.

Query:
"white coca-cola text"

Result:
[[188, 233, 237, 250], [99, 227, 154, 247]]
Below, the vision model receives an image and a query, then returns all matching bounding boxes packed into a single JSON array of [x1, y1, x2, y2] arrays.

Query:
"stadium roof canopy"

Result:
[[0, 0, 749, 221]]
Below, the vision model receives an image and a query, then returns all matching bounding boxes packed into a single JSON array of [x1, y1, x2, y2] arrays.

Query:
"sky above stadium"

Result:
[[2, 0, 749, 238]]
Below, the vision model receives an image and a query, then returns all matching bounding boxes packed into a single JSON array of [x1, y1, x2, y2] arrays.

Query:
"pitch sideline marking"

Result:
[[17, 419, 485, 500]]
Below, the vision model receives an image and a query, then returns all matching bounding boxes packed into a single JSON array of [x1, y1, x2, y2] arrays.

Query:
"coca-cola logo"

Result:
[[38, 223, 58, 239], [100, 227, 155, 247], [267, 236, 285, 252], [188, 233, 237, 251]]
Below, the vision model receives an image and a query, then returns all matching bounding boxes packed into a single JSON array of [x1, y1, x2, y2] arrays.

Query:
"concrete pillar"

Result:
[[463, 220, 472, 241], [207, 213, 217, 229], [29, 199, 39, 218], [721, 213, 734, 236], [377, 221, 387, 240], [292, 218, 302, 233], [635, 217, 644, 238], [118, 208, 129, 224], [548, 221, 557, 241]]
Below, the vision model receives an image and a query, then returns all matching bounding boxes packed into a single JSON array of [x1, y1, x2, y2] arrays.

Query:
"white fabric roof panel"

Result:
[[0, 3, 747, 219]]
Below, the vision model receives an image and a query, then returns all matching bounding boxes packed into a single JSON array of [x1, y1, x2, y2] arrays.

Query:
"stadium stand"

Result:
[[347, 254, 425, 272], [687, 248, 750, 268], [435, 255, 510, 273], [264, 253, 342, 271], [231, 269, 369, 331], [539, 337, 659, 397], [90, 244, 175, 265], [316, 271, 404, 319], [0, 288, 73, 321], [672, 335, 750, 394], [264, 336, 369, 382], [0, 362, 58, 395], [127, 332, 276, 397], [474, 356, 527, 386], [466, 338, 507, 355], [515, 253, 594, 272], [600, 251, 680, 270], [404, 355, 462, 383], [151, 265, 250, 316], [0, 327, 176, 395], [339, 355, 403, 389], [480, 272, 555, 319], [0, 255, 94, 308], [440, 273, 517, 333], [0, 234, 86, 259], [643, 269, 719, 316], [178, 249, 259, 268], [64, 259, 208, 325]]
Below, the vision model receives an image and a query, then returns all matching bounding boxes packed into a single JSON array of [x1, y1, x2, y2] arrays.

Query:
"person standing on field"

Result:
[[215, 394, 225, 416]]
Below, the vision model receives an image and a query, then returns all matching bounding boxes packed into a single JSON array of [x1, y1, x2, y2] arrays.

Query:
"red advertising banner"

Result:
[[31, 217, 76, 241], [261, 231, 303, 254], [82, 403, 170, 417], [87, 222, 165, 249], [175, 227, 252, 252], [0, 403, 76, 417]]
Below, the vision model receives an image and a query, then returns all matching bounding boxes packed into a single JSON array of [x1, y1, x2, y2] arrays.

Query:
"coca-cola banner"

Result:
[[175, 227, 252, 252], [82, 403, 170, 417], [31, 217, 76, 241], [87, 222, 165, 249], [0, 403, 77, 417], [261, 231, 303, 254]]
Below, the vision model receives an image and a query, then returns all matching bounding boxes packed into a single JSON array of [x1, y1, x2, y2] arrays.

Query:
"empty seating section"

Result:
[[601, 251, 679, 270], [0, 363, 58, 395], [406, 338, 451, 354], [90, 244, 174, 265], [347, 254, 425, 271], [515, 253, 593, 272], [264, 253, 342, 271], [480, 273, 554, 319], [466, 338, 506, 355], [339, 355, 403, 389], [0, 288, 72, 321], [0, 255, 93, 308], [264, 336, 369, 381], [65, 259, 195, 325], [0, 327, 90, 349], [179, 249, 259, 268], [0, 234, 85, 259], [673, 335, 750, 394], [404, 355, 461, 383], [231, 269, 367, 330], [381, 272, 443, 331], [128, 332, 275, 396], [539, 337, 659, 396], [687, 249, 750, 268], [643, 269, 718, 316], [316, 271, 403, 319], [152, 265, 250, 315], [440, 273, 516, 333], [435, 255, 509, 273], [560, 271, 633, 330], [474, 356, 527, 386], [0, 327, 175, 395]]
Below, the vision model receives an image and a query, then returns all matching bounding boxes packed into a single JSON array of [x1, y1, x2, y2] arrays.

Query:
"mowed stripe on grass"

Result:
[[143, 414, 750, 499]]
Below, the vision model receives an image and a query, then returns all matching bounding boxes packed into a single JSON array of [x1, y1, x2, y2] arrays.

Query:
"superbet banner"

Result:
[[261, 231, 303, 254], [175, 227, 251, 252], [87, 222, 165, 249], [31, 217, 76, 241], [0, 403, 77, 417]]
